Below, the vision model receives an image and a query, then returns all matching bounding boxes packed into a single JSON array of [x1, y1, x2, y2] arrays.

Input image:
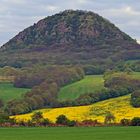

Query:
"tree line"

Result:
[[1, 111, 140, 127], [5, 66, 84, 115], [58, 72, 140, 107]]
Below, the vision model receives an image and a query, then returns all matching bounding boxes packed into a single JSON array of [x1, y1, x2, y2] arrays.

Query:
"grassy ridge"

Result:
[[0, 127, 140, 140], [58, 75, 105, 100], [0, 83, 30, 102]]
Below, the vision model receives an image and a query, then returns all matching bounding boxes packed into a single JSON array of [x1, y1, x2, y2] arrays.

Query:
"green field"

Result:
[[125, 59, 140, 64], [0, 127, 140, 140], [58, 75, 105, 101], [132, 72, 140, 79], [0, 83, 30, 102]]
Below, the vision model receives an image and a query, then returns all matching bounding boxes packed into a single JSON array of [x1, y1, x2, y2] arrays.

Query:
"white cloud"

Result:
[[44, 5, 59, 12], [121, 6, 140, 15], [137, 40, 140, 44], [77, 0, 88, 4]]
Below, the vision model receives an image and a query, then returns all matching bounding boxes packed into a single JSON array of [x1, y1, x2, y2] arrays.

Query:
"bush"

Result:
[[104, 112, 115, 124], [0, 99, 4, 108], [31, 111, 43, 123], [67, 120, 76, 127], [120, 118, 131, 126], [131, 90, 140, 107], [6, 66, 84, 115], [131, 117, 140, 126], [0, 110, 15, 125], [56, 115, 69, 125], [41, 118, 51, 126], [83, 65, 105, 75]]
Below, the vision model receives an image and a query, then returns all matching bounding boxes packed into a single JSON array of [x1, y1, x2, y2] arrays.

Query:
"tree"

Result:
[[0, 99, 4, 108], [124, 67, 133, 74], [131, 117, 140, 126], [131, 90, 140, 107], [120, 118, 131, 126], [104, 112, 115, 124], [31, 111, 43, 123], [56, 115, 69, 125], [0, 110, 14, 124]]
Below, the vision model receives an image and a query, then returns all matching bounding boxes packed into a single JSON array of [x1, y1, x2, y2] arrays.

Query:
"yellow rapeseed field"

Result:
[[12, 95, 140, 123]]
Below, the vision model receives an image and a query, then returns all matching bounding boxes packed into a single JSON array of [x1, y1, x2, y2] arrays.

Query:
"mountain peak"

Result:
[[0, 10, 139, 67], [1, 10, 135, 51]]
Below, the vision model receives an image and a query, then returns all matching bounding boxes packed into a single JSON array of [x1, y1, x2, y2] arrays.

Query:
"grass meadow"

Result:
[[58, 75, 105, 101], [0, 127, 140, 140], [0, 83, 30, 102]]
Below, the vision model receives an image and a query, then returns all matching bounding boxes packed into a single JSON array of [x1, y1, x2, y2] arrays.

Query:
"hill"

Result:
[[0, 10, 140, 67], [13, 95, 140, 123]]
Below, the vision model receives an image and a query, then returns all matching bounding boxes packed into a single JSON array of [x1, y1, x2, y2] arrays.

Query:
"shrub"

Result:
[[56, 115, 69, 125], [67, 120, 76, 127], [120, 118, 131, 126], [56, 114, 76, 126], [131, 117, 140, 126], [41, 118, 51, 126], [0, 99, 4, 108], [104, 112, 115, 124], [31, 111, 43, 123], [131, 90, 140, 107]]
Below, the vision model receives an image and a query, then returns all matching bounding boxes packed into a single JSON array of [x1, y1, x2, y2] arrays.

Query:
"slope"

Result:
[[13, 94, 140, 123], [0, 83, 30, 102], [58, 75, 105, 101], [0, 10, 139, 67]]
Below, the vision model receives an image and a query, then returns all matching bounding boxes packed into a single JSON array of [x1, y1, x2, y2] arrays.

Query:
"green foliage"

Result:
[[120, 119, 131, 126], [56, 115, 69, 125], [131, 117, 140, 126], [104, 72, 140, 91], [0, 110, 15, 124], [31, 112, 43, 122], [0, 99, 4, 108], [56, 114, 76, 126], [0, 66, 20, 76], [104, 72, 140, 108], [104, 112, 115, 124], [83, 65, 105, 75], [116, 60, 140, 72], [5, 66, 84, 115], [131, 90, 140, 107]]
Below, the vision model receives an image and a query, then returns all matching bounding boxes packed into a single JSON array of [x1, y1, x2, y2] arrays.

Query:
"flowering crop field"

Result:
[[1, 127, 140, 140], [13, 94, 140, 123]]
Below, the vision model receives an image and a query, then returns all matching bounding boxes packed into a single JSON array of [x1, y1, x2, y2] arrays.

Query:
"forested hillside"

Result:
[[0, 10, 139, 68]]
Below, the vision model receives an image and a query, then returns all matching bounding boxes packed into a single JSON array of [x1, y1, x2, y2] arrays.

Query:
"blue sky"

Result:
[[0, 0, 140, 46]]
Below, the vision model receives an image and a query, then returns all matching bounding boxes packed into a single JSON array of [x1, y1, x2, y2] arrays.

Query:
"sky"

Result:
[[0, 0, 140, 46]]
